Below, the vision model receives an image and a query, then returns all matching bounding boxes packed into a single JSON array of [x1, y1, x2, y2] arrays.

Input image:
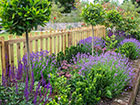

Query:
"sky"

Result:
[[86, 0, 124, 4]]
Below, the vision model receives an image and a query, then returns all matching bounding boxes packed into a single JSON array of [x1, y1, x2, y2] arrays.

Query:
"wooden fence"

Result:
[[0, 25, 106, 77]]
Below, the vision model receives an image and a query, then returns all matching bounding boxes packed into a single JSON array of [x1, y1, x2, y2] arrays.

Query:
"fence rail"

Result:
[[0, 25, 106, 77]]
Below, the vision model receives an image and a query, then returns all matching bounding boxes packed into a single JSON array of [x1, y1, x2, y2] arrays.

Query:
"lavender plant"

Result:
[[73, 51, 134, 98], [22, 50, 57, 82], [78, 37, 106, 55], [116, 38, 140, 59], [1, 63, 52, 105]]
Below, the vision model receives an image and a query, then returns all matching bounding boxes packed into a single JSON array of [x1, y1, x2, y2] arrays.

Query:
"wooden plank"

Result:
[[54, 36, 56, 54], [22, 33, 27, 55], [8, 35, 14, 69], [50, 37, 52, 54], [0, 37, 6, 77], [6, 28, 92, 44], [46, 38, 48, 51], [16, 36, 21, 63], [61, 30, 63, 52], [64, 33, 66, 52], [35, 32, 38, 53], [45, 31, 48, 51], [29, 33, 33, 53], [72, 31, 75, 46], [57, 35, 60, 53], [40, 32, 43, 51], [68, 32, 72, 47], [4, 41, 9, 78]]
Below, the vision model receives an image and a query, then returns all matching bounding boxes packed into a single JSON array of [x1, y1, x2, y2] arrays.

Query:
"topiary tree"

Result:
[[82, 3, 105, 55], [0, 0, 51, 78], [105, 10, 122, 34]]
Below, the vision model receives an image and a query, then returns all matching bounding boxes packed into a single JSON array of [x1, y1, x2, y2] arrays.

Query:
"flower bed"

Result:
[[1, 34, 140, 104]]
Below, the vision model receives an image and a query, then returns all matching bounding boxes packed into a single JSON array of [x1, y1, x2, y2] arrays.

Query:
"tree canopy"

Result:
[[0, 0, 51, 35]]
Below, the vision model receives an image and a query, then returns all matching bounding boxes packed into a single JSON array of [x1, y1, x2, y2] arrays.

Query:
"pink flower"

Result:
[[78, 71, 81, 75], [74, 66, 78, 69], [58, 71, 65, 76], [67, 64, 71, 67], [102, 47, 106, 52], [65, 74, 71, 78], [62, 66, 68, 70]]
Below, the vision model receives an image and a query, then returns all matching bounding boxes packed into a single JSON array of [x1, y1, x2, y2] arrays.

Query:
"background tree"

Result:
[[49, 0, 75, 13], [105, 10, 122, 33], [82, 3, 105, 55], [50, 0, 64, 23], [0, 0, 51, 78]]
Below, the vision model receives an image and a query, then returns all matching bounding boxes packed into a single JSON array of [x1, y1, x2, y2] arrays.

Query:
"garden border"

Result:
[[128, 63, 140, 105]]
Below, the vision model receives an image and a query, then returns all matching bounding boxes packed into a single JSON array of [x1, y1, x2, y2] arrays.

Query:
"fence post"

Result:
[[0, 37, 9, 77], [68, 31, 72, 47]]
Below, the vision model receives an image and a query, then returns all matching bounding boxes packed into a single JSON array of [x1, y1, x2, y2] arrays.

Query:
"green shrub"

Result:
[[0, 83, 32, 105], [116, 42, 139, 59], [56, 45, 85, 66], [104, 35, 118, 50], [105, 10, 122, 29], [74, 52, 133, 98]]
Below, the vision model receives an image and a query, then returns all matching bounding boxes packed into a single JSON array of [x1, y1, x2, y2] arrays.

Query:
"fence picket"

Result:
[[16, 36, 21, 63], [29, 33, 33, 53], [54, 36, 56, 54], [0, 26, 106, 78], [35, 32, 38, 53], [45, 31, 48, 51], [40, 32, 43, 51], [8, 36, 14, 69]]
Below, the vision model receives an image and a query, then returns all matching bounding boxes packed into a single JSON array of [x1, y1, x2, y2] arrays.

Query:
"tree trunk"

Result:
[[92, 25, 94, 56], [25, 31, 32, 80]]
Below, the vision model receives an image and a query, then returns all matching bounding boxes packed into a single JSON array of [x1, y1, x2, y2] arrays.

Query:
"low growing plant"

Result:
[[22, 50, 57, 82], [73, 51, 134, 98], [78, 36, 106, 55], [1, 63, 52, 105], [116, 38, 140, 59]]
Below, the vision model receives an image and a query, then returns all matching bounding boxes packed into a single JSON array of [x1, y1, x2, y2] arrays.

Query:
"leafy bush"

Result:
[[49, 70, 101, 105], [104, 35, 119, 50], [105, 10, 122, 30], [118, 17, 139, 37], [0, 0, 51, 35], [120, 1, 140, 24], [48, 51, 134, 104], [73, 51, 134, 98], [22, 50, 57, 82], [56, 45, 85, 66], [82, 3, 105, 26], [116, 38, 140, 59]]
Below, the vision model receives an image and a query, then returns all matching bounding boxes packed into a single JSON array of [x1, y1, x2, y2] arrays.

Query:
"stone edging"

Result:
[[112, 60, 140, 105], [128, 63, 140, 105]]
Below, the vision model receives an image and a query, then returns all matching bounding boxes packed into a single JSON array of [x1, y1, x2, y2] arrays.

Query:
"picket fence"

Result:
[[0, 25, 106, 77]]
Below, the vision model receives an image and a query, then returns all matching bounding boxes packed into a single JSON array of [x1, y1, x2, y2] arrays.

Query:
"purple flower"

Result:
[[114, 73, 117, 76], [78, 37, 105, 48], [119, 38, 140, 56], [24, 74, 29, 101]]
